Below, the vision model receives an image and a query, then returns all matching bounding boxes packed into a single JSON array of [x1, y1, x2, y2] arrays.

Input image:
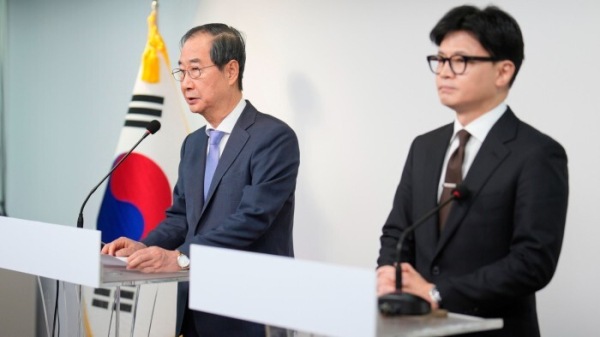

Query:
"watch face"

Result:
[[430, 287, 442, 304], [178, 254, 190, 268]]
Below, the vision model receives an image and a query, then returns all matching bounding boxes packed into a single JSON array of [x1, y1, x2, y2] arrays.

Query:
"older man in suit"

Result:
[[103, 24, 299, 337], [377, 6, 568, 336]]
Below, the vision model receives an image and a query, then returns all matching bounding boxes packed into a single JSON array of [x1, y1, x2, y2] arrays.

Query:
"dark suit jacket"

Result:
[[142, 100, 300, 337], [378, 108, 568, 336]]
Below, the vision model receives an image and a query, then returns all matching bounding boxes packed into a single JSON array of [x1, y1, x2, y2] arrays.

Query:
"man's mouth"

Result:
[[438, 86, 455, 93]]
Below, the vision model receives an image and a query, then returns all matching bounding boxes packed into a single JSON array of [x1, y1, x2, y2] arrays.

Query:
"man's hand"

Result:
[[400, 263, 438, 310], [377, 265, 396, 296], [126, 247, 181, 273], [101, 237, 147, 257], [377, 263, 439, 310]]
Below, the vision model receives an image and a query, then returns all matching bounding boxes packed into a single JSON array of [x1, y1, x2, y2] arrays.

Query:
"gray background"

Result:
[[1, 0, 598, 336]]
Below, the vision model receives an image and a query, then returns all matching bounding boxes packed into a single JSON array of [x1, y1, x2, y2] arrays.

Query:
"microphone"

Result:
[[378, 184, 470, 316], [76, 120, 161, 229]]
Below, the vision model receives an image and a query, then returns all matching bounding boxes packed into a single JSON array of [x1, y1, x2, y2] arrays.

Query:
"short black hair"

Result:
[[181, 23, 246, 91], [430, 5, 524, 86]]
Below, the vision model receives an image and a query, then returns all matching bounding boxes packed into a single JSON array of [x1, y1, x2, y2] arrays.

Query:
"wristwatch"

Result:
[[429, 285, 442, 305], [177, 251, 190, 270]]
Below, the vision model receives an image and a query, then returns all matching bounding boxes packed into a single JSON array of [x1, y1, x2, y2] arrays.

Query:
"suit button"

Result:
[[432, 266, 440, 275]]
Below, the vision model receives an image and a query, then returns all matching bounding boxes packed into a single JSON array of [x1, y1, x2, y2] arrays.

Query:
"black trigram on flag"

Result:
[[92, 286, 137, 313], [124, 94, 164, 129]]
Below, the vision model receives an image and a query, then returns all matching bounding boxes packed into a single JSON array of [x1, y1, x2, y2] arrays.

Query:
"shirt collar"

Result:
[[451, 102, 507, 143], [205, 97, 247, 136]]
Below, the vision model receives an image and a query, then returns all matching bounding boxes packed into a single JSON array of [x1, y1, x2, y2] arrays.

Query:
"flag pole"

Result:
[[152, 1, 158, 29]]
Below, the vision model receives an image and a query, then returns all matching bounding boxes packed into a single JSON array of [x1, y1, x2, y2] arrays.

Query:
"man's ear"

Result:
[[496, 60, 515, 88], [225, 60, 239, 87]]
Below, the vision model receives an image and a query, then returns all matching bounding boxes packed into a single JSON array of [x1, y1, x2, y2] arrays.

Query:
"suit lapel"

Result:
[[200, 102, 256, 215], [434, 108, 518, 257], [417, 124, 454, 252]]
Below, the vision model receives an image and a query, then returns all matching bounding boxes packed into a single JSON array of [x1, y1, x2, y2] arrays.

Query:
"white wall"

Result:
[[4, 0, 599, 336]]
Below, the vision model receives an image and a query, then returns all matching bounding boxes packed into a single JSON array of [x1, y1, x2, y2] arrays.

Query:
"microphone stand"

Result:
[[73, 120, 160, 337], [379, 186, 469, 315], [77, 121, 160, 229]]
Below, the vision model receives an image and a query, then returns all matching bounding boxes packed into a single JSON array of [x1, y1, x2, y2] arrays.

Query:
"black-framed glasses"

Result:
[[426, 55, 499, 75], [171, 64, 217, 81]]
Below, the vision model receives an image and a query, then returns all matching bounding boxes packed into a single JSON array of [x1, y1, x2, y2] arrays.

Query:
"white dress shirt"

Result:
[[205, 98, 246, 156], [437, 102, 507, 201]]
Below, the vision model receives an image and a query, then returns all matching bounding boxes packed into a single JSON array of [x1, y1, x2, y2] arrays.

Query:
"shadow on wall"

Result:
[[287, 72, 328, 261]]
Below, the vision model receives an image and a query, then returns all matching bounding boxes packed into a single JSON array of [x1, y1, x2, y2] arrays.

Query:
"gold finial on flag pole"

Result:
[[142, 0, 169, 83]]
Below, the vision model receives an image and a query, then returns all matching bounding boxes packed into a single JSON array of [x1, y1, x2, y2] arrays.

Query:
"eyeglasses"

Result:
[[171, 64, 217, 81], [426, 55, 499, 75]]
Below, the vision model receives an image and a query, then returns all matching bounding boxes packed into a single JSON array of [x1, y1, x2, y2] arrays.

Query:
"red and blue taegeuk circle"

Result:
[[97, 152, 172, 242]]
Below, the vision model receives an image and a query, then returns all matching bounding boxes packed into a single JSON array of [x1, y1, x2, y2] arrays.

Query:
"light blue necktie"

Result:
[[204, 129, 225, 200]]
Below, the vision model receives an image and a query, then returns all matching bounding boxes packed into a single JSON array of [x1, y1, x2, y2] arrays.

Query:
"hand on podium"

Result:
[[377, 265, 396, 296], [377, 263, 439, 310], [127, 246, 181, 273], [102, 237, 181, 273], [101, 237, 147, 257]]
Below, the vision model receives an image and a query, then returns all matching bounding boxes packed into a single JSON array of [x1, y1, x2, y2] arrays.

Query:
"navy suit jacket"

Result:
[[142, 100, 300, 336], [378, 108, 568, 336]]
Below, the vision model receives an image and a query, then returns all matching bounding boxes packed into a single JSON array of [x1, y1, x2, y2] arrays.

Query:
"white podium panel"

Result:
[[0, 216, 101, 287], [189, 245, 377, 337]]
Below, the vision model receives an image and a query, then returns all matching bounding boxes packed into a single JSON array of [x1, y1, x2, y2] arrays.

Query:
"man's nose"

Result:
[[439, 60, 454, 78], [181, 72, 194, 89]]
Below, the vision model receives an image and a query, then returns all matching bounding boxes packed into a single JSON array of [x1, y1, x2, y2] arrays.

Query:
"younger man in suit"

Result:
[[377, 6, 568, 336], [103, 24, 300, 337]]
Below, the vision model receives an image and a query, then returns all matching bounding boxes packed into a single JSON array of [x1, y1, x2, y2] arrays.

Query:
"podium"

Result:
[[0, 216, 502, 336], [0, 216, 188, 337], [189, 245, 503, 337], [99, 260, 188, 336]]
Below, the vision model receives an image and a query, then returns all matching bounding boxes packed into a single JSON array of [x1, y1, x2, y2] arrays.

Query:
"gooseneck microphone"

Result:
[[76, 120, 161, 229], [379, 184, 470, 316]]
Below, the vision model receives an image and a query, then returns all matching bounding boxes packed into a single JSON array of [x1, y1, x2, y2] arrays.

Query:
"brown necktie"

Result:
[[439, 130, 471, 230]]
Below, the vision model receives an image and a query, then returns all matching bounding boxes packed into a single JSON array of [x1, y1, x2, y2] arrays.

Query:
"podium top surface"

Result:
[[269, 313, 502, 337], [377, 312, 503, 337], [101, 266, 189, 287]]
